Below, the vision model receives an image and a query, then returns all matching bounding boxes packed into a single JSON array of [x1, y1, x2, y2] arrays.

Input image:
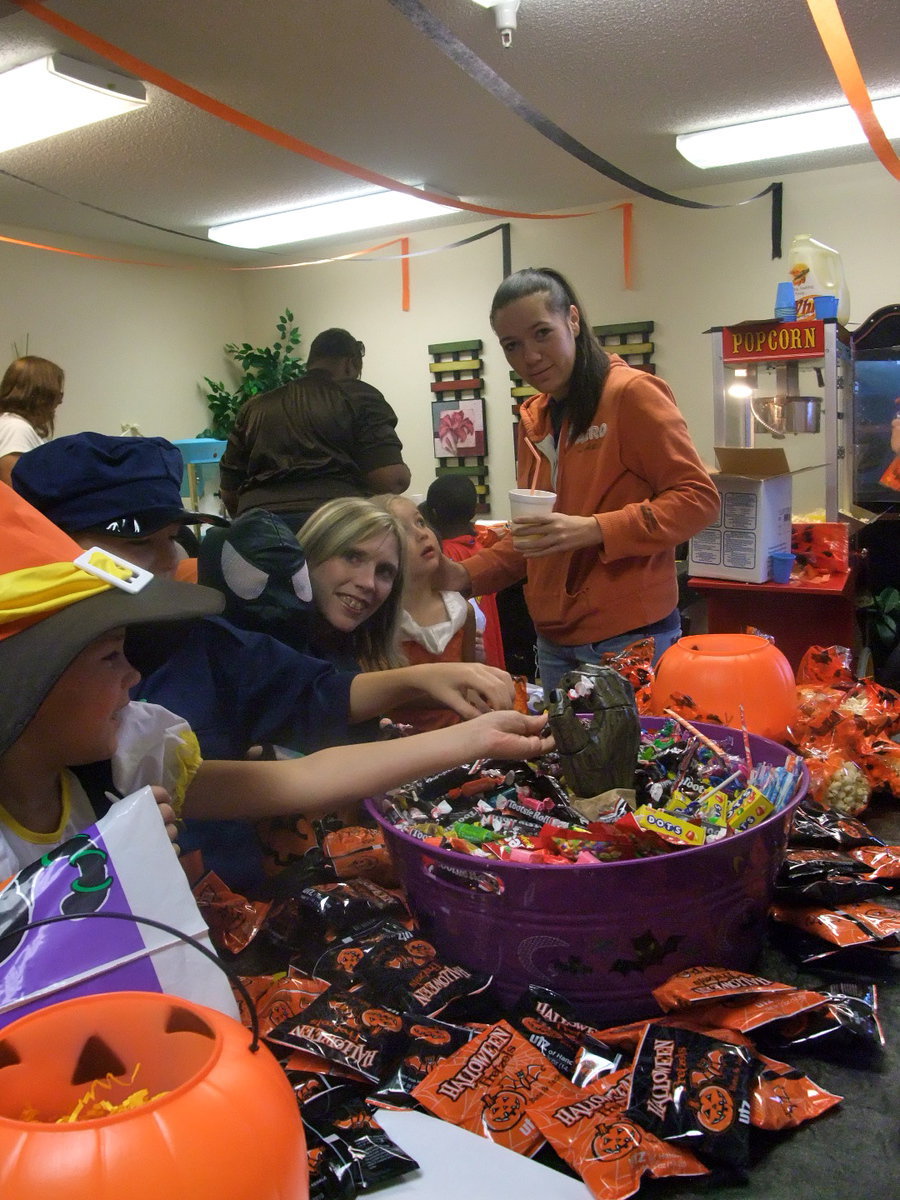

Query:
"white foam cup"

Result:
[[508, 488, 557, 520]]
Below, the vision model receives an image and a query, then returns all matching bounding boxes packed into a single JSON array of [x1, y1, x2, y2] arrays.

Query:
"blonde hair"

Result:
[[297, 496, 407, 670], [0, 356, 65, 439]]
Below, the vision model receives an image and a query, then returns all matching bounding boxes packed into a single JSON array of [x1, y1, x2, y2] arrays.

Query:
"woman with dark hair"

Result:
[[438, 267, 720, 695], [0, 355, 64, 486]]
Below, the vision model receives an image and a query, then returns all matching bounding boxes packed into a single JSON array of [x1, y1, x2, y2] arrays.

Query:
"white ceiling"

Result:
[[0, 0, 897, 262]]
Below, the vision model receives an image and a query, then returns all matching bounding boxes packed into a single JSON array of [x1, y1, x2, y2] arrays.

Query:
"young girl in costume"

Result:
[[381, 494, 477, 732], [422, 473, 506, 670]]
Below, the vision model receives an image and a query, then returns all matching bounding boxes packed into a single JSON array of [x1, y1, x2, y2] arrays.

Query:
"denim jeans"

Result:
[[537, 608, 682, 699]]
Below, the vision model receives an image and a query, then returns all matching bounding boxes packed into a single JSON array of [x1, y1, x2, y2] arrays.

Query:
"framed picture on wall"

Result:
[[432, 399, 487, 457]]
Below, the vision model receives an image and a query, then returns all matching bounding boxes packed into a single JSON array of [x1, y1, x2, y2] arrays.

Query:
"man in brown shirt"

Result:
[[219, 328, 410, 530]]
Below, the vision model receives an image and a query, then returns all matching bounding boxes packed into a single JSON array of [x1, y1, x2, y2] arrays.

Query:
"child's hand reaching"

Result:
[[412, 661, 515, 718], [151, 785, 181, 854], [464, 710, 554, 761]]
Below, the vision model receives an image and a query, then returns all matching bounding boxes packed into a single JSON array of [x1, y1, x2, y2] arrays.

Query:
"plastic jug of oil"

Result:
[[788, 234, 849, 324]]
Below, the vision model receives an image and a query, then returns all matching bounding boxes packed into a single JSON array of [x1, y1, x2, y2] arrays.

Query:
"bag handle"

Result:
[[0, 911, 262, 1052]]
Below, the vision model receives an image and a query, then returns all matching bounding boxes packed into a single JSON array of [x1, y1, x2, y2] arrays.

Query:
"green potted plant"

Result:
[[199, 310, 306, 438], [857, 584, 900, 678]]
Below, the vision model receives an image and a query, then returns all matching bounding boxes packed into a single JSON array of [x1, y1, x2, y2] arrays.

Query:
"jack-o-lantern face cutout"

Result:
[[294, 1077, 324, 1106], [591, 1120, 639, 1160], [520, 1016, 554, 1038], [696, 1084, 735, 1132], [690, 1047, 730, 1090], [324, 1000, 359, 1029], [307, 1145, 327, 1176], [335, 947, 364, 974], [409, 1024, 451, 1046], [405, 939, 436, 965], [482, 1088, 525, 1132], [335, 1110, 374, 1133], [264, 999, 295, 1029], [361, 1008, 403, 1032]]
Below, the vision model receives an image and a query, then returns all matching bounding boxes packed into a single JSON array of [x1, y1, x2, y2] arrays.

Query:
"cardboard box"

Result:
[[689, 448, 792, 583]]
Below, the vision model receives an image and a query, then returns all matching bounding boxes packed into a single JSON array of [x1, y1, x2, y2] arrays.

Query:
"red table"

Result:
[[688, 570, 858, 672]]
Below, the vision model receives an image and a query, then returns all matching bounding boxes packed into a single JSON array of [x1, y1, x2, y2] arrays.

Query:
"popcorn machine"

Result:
[[707, 317, 853, 520]]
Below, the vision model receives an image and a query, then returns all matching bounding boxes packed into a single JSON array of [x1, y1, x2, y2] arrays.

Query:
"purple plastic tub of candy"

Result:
[[365, 717, 808, 1027]]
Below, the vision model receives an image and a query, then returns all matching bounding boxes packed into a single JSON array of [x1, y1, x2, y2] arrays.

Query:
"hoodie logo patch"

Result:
[[572, 423, 607, 445]]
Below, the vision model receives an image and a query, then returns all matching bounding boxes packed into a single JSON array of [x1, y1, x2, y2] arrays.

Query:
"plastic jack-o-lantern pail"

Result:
[[0, 990, 308, 1200], [367, 717, 807, 1027], [650, 633, 797, 742]]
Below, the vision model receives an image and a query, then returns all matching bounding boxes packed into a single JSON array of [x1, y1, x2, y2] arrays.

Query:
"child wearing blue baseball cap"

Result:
[[12, 431, 227, 577]]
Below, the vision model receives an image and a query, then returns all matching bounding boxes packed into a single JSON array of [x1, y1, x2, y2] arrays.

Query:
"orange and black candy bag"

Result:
[[302, 1082, 419, 1192], [303, 1124, 355, 1200], [192, 870, 272, 954], [321, 824, 398, 885], [775, 848, 887, 905], [267, 988, 406, 1083], [569, 1035, 628, 1089], [653, 965, 807, 1010], [651, 965, 829, 1034], [789, 800, 883, 849], [368, 1013, 476, 1110], [257, 812, 320, 879], [528, 1068, 708, 1200], [412, 1020, 563, 1157], [851, 842, 900, 879], [361, 932, 493, 1018], [509, 984, 609, 1078], [749, 1053, 841, 1130], [626, 1024, 754, 1172], [296, 879, 408, 936], [758, 980, 885, 1061], [311, 917, 402, 988], [235, 967, 329, 1037], [771, 900, 900, 959]]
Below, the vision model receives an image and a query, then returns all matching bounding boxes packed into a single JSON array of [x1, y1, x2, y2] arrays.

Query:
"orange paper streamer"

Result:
[[11, 1, 590, 223], [610, 202, 634, 289], [805, 0, 900, 182], [400, 236, 410, 311]]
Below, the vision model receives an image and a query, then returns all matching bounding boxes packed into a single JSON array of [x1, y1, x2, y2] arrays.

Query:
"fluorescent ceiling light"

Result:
[[0, 53, 147, 154], [208, 187, 461, 249], [676, 95, 900, 168]]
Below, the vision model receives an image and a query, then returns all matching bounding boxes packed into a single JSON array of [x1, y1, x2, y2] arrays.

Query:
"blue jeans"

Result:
[[537, 608, 682, 699]]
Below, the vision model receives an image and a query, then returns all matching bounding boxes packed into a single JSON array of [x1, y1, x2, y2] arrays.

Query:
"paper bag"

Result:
[[0, 787, 238, 1028]]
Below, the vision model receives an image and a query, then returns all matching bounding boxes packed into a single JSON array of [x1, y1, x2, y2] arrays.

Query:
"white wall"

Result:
[[3, 159, 898, 520], [0, 224, 246, 441]]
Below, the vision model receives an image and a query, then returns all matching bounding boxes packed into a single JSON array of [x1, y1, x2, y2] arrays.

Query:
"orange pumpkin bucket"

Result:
[[0, 991, 308, 1200], [650, 633, 797, 742]]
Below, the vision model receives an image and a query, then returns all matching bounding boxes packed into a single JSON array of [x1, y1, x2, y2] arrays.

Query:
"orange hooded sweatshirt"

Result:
[[465, 355, 719, 646]]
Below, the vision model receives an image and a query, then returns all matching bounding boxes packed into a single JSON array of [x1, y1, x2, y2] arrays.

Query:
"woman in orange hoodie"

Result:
[[437, 267, 720, 696]]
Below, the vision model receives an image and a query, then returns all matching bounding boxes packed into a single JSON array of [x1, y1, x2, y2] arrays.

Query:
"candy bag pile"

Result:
[[772, 795, 900, 966], [194, 850, 862, 1200], [789, 645, 900, 815]]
